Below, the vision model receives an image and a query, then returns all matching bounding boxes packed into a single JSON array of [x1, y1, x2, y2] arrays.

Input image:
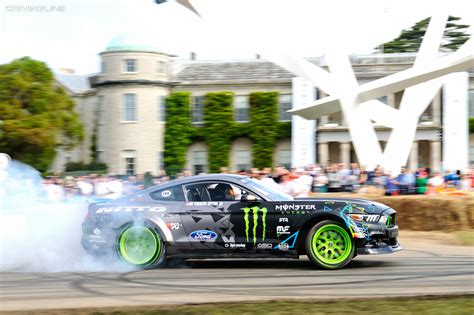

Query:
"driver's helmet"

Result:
[[214, 183, 235, 201]]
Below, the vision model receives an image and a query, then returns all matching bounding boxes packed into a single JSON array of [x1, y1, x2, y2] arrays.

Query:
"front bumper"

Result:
[[356, 224, 402, 255]]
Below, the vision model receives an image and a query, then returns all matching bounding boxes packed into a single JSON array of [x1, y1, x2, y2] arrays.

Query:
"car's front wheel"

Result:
[[116, 222, 165, 268], [306, 220, 355, 269]]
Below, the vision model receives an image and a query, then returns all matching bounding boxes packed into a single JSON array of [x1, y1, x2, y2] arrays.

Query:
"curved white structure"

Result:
[[173, 1, 474, 174]]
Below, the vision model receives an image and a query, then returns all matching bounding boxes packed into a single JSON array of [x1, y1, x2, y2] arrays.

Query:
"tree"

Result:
[[0, 57, 84, 172], [375, 16, 470, 53]]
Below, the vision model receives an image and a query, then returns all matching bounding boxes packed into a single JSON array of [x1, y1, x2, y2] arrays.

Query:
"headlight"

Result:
[[348, 214, 380, 223]]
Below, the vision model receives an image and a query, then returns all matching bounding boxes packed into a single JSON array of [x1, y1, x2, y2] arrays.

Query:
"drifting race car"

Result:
[[82, 174, 401, 269]]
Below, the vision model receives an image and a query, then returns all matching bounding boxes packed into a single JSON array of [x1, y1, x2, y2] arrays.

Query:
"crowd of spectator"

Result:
[[39, 163, 474, 201]]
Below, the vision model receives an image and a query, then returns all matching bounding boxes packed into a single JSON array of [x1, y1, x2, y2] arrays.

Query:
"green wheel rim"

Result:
[[119, 226, 160, 265], [311, 224, 353, 267]]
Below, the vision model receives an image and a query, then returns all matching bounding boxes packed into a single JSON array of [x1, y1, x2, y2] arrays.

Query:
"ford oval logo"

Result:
[[190, 230, 217, 241]]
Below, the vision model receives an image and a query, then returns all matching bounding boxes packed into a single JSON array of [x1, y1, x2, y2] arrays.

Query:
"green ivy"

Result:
[[470, 118, 474, 134], [164, 91, 292, 174], [203, 92, 235, 173], [164, 92, 192, 176], [249, 92, 278, 169]]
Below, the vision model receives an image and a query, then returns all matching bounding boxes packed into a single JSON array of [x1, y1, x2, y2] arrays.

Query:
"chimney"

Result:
[[190, 52, 196, 60]]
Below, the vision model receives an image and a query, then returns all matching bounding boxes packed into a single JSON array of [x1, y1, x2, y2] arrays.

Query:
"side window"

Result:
[[150, 185, 184, 201], [207, 182, 260, 202]]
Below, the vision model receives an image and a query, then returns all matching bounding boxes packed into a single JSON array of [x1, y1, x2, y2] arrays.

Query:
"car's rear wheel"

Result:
[[116, 223, 165, 268], [306, 220, 354, 269]]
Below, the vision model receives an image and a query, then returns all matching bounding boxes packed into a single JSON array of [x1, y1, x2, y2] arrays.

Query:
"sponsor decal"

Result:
[[93, 228, 101, 235], [257, 243, 273, 249], [161, 190, 172, 197], [276, 225, 290, 237], [186, 202, 224, 206], [242, 207, 267, 245], [274, 231, 299, 251], [190, 230, 217, 241], [96, 206, 166, 213], [279, 218, 289, 223], [278, 243, 289, 251], [166, 222, 182, 230], [225, 243, 246, 248], [275, 204, 316, 211]]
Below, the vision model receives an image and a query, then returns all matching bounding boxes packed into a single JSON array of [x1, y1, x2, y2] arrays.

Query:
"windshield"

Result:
[[241, 178, 294, 201]]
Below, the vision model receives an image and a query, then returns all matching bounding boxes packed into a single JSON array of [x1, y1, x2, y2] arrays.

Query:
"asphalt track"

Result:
[[1, 234, 473, 311]]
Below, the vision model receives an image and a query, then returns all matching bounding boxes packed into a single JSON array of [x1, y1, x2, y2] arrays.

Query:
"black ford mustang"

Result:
[[82, 174, 401, 269]]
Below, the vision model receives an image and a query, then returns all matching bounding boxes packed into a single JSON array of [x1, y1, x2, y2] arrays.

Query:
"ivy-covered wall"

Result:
[[164, 91, 291, 175], [163, 92, 192, 176]]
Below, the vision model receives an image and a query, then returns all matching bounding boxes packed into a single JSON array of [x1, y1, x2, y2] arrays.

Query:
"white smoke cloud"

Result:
[[0, 157, 132, 272]]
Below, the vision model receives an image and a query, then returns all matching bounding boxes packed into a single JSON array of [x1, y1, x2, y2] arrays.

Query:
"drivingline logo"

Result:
[[242, 207, 267, 245]]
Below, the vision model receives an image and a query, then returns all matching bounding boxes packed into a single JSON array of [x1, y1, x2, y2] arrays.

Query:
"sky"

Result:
[[0, 0, 473, 75]]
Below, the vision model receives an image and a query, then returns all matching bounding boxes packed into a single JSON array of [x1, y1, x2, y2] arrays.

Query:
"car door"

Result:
[[180, 181, 237, 250]]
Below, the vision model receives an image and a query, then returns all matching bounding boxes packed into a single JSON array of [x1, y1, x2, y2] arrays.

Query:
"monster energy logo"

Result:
[[242, 207, 267, 245]]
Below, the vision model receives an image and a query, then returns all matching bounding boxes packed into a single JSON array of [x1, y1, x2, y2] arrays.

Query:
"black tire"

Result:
[[305, 220, 355, 269], [115, 222, 166, 269]]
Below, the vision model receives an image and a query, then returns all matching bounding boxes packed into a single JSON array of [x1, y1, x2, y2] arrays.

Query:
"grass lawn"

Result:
[[5, 295, 473, 315]]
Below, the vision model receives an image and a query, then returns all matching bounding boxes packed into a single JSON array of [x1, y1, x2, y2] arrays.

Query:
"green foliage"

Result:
[[64, 161, 107, 172], [164, 91, 291, 174], [163, 92, 192, 176], [375, 16, 470, 53], [249, 92, 278, 169], [469, 118, 474, 134], [0, 57, 84, 172], [203, 92, 234, 173]]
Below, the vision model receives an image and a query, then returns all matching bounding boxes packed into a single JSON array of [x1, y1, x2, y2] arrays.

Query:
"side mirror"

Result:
[[241, 194, 257, 202]]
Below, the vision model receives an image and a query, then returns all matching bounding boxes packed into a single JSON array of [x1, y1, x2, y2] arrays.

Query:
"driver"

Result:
[[214, 183, 236, 201]]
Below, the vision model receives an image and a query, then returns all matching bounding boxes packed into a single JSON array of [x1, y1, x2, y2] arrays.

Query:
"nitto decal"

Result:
[[190, 230, 217, 241], [242, 207, 267, 245]]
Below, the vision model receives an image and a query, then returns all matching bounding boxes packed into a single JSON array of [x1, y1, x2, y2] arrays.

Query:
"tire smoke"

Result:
[[0, 159, 132, 272]]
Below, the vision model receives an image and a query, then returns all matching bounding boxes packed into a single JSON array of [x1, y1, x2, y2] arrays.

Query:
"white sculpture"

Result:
[[171, 0, 474, 175]]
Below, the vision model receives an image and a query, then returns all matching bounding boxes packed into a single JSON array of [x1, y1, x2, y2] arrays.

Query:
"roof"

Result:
[[55, 73, 91, 94], [106, 33, 162, 53], [144, 174, 250, 192]]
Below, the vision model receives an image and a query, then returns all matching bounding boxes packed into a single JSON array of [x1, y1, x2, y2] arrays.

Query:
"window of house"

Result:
[[123, 150, 136, 175], [234, 95, 249, 122], [279, 94, 292, 121], [236, 150, 251, 171], [157, 151, 164, 173], [277, 149, 291, 169], [157, 60, 165, 74], [101, 61, 106, 74], [124, 59, 136, 72], [192, 150, 207, 174], [191, 96, 204, 123], [97, 95, 106, 124], [123, 93, 137, 122], [157, 96, 166, 122]]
